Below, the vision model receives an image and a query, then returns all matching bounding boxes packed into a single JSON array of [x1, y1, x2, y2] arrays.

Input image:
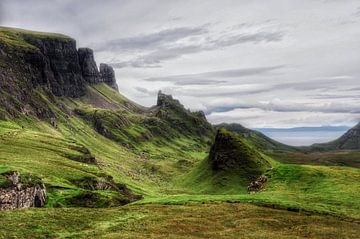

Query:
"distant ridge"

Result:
[[311, 122, 360, 150], [255, 126, 351, 133], [215, 123, 297, 152]]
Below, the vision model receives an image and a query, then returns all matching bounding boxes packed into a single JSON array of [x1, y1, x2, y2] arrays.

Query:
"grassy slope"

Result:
[[0, 84, 359, 220], [1, 27, 359, 238], [0, 84, 211, 204], [1, 203, 359, 239]]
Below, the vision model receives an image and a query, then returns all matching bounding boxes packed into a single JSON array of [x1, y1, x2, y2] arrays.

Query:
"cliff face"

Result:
[[78, 47, 100, 84], [24, 36, 86, 97], [0, 27, 119, 118], [100, 63, 118, 90]]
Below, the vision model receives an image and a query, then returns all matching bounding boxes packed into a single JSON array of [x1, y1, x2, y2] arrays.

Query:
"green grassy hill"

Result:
[[0, 26, 360, 238]]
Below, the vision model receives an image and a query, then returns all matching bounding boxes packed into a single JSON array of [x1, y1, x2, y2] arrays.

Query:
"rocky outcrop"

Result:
[[155, 91, 214, 139], [100, 63, 119, 90], [0, 171, 47, 210], [247, 175, 268, 193], [78, 48, 100, 83], [157, 91, 180, 108], [0, 27, 121, 119]]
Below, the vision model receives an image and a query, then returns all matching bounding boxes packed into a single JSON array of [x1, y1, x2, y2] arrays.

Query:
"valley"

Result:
[[0, 26, 359, 238]]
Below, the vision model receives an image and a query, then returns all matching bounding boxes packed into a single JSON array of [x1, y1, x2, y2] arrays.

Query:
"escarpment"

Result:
[[0, 27, 118, 118]]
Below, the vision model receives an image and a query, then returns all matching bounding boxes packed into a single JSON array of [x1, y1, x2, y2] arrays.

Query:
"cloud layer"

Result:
[[1, 0, 360, 129]]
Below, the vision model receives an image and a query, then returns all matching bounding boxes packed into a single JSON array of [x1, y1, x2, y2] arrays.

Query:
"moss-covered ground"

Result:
[[1, 203, 359, 239]]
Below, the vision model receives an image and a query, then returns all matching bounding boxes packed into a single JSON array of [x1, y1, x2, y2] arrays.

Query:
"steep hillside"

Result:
[[311, 122, 360, 151], [0, 27, 215, 208]]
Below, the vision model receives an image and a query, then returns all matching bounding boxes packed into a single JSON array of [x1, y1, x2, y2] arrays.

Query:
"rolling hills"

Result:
[[0, 26, 359, 238]]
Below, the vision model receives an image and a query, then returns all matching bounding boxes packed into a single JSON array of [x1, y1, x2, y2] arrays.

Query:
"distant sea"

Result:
[[253, 126, 350, 146]]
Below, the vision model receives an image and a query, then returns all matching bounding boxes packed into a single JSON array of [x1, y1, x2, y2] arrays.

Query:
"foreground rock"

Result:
[[247, 175, 268, 193], [0, 171, 46, 210]]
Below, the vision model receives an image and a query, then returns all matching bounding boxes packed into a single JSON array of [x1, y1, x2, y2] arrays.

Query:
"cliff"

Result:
[[0, 27, 118, 118]]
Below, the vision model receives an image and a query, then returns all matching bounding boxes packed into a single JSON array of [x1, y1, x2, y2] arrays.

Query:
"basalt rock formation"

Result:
[[0, 171, 47, 210], [0, 27, 118, 119], [100, 63, 119, 90], [78, 48, 119, 90], [78, 47, 100, 84]]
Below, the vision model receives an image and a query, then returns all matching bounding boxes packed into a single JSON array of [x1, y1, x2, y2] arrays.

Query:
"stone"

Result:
[[0, 172, 47, 210], [23, 36, 86, 98], [247, 175, 268, 193], [100, 63, 119, 90]]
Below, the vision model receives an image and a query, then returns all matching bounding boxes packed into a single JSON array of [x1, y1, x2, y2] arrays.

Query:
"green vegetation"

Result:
[[0, 27, 359, 238], [1, 203, 359, 239], [0, 26, 71, 49], [216, 123, 297, 153]]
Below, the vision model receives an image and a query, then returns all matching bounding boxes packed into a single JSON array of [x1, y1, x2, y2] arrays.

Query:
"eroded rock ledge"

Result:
[[0, 171, 47, 210]]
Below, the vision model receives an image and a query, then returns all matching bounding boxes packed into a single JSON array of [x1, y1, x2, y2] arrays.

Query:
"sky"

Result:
[[1, 0, 360, 129]]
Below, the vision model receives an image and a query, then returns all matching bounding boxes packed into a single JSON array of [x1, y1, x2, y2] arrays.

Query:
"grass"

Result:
[[0, 202, 359, 239], [0, 26, 71, 49], [0, 74, 359, 237], [0, 84, 359, 220]]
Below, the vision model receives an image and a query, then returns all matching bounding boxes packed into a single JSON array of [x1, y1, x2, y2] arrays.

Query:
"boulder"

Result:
[[0, 171, 47, 210]]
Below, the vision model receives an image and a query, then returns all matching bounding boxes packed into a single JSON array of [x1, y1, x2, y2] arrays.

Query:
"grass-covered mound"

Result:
[[179, 128, 271, 194]]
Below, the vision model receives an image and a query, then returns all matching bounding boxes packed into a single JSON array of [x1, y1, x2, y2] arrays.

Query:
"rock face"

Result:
[[100, 63, 119, 90], [24, 36, 86, 98], [0, 27, 120, 118], [78, 47, 100, 83], [157, 91, 179, 108], [0, 172, 47, 210]]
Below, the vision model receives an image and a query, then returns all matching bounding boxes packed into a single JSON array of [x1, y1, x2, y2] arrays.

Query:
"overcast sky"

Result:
[[1, 0, 360, 128]]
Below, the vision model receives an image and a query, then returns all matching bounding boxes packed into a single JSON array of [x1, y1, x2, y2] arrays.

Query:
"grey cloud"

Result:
[[142, 65, 285, 85], [95, 26, 208, 52], [211, 31, 283, 47], [207, 100, 360, 115], [109, 28, 284, 68], [0, 1, 4, 24]]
